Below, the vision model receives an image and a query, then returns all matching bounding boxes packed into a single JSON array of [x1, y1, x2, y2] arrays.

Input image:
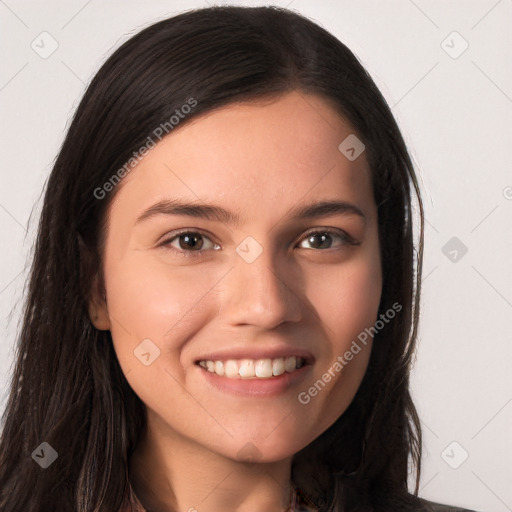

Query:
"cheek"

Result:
[[335, 261, 382, 337], [298, 248, 381, 432], [328, 251, 382, 381], [102, 252, 215, 369], [310, 248, 382, 347], [102, 253, 223, 424]]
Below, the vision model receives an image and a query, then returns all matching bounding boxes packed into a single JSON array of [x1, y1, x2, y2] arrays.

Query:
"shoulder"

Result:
[[418, 496, 482, 512], [294, 493, 482, 512]]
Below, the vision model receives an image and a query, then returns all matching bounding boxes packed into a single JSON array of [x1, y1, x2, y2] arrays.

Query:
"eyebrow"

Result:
[[135, 198, 366, 227]]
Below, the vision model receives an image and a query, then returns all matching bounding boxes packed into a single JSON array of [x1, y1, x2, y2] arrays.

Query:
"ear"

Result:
[[78, 232, 111, 331], [88, 274, 111, 331]]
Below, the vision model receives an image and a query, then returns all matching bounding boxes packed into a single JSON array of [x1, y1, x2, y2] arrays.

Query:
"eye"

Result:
[[160, 230, 220, 258], [296, 228, 359, 250], [160, 227, 358, 258]]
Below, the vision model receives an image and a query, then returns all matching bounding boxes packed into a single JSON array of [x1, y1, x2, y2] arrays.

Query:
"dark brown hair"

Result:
[[0, 6, 426, 511]]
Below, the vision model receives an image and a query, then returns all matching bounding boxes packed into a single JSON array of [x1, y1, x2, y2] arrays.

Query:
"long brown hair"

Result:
[[0, 6, 426, 511]]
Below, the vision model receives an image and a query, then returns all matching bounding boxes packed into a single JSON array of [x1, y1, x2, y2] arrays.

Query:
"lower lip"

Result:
[[196, 364, 312, 397]]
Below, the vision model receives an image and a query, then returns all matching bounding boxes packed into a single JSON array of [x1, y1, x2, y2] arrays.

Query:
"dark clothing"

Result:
[[419, 497, 480, 512]]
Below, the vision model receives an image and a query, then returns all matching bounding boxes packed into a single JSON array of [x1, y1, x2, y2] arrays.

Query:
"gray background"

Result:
[[1, 1, 511, 510]]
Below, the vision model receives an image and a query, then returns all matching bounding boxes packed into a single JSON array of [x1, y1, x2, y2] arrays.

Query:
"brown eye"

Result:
[[176, 233, 204, 251], [161, 230, 220, 257], [297, 229, 358, 250]]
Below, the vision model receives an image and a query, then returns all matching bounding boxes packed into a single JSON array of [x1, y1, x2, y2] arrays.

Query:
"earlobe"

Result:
[[88, 294, 111, 331], [78, 233, 111, 331], [88, 275, 111, 331]]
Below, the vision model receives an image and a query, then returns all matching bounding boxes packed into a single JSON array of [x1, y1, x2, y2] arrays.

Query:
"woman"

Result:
[[0, 6, 479, 512]]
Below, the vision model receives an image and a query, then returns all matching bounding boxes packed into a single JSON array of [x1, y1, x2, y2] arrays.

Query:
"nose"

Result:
[[219, 244, 303, 329]]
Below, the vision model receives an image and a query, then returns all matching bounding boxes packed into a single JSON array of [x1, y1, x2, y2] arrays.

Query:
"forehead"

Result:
[[109, 91, 374, 225]]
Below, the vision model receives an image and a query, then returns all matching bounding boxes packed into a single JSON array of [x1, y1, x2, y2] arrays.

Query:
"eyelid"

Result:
[[297, 227, 360, 248], [159, 229, 219, 257], [159, 226, 359, 257]]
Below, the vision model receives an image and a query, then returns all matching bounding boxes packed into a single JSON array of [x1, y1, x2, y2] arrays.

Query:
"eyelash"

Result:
[[159, 228, 359, 258]]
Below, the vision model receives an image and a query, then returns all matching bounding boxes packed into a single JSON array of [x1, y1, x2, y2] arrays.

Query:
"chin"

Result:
[[219, 432, 313, 465]]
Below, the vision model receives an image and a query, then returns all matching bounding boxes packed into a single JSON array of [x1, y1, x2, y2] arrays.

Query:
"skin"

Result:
[[89, 90, 382, 512]]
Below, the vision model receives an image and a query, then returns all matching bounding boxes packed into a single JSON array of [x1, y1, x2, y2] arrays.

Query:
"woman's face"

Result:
[[90, 90, 382, 463]]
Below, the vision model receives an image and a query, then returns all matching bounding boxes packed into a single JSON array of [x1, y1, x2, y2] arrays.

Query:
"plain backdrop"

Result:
[[1, 1, 511, 511]]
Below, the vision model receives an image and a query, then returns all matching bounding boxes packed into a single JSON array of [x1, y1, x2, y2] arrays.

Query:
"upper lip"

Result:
[[195, 346, 315, 365]]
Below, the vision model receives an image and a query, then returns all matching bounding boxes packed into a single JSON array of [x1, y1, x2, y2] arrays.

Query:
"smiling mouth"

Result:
[[196, 356, 306, 379]]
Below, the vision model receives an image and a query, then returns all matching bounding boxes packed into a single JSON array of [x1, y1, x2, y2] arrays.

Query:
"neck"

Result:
[[128, 414, 295, 512]]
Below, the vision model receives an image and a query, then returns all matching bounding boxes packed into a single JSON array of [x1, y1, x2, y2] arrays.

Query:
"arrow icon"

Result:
[[441, 441, 469, 469], [134, 339, 161, 366], [442, 236, 468, 263], [338, 134, 365, 161], [440, 31, 468, 59], [31, 441, 58, 468], [236, 236, 263, 263]]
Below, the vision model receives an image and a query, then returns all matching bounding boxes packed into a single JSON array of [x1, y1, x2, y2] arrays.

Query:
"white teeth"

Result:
[[284, 356, 297, 373], [255, 359, 273, 378], [224, 359, 239, 379], [272, 358, 285, 376], [197, 356, 306, 379], [239, 359, 255, 378], [214, 360, 224, 376]]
